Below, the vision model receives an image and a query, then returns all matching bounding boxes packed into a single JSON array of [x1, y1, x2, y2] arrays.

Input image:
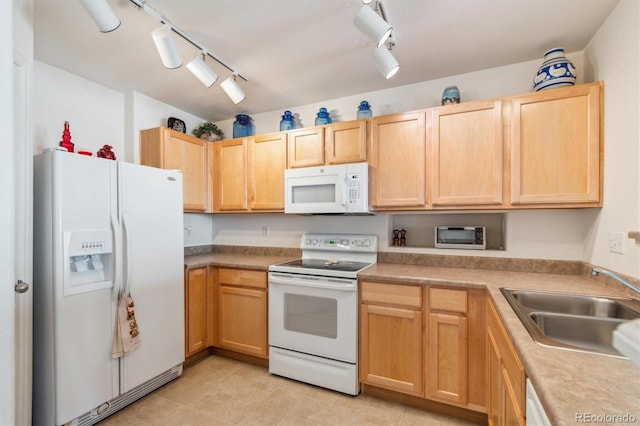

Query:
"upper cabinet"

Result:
[[509, 82, 602, 206], [287, 127, 325, 168], [325, 120, 368, 164], [369, 111, 427, 208], [287, 120, 368, 168], [140, 127, 208, 212], [210, 132, 287, 212], [429, 100, 505, 208]]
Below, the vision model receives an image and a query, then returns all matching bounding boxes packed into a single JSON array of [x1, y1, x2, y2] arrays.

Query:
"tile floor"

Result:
[[99, 355, 478, 426]]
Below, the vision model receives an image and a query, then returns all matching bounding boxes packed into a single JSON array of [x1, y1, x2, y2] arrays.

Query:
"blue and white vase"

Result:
[[533, 48, 576, 91]]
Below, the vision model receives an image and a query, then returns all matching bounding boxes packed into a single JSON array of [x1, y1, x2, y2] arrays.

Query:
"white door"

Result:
[[1, 1, 33, 424], [118, 163, 185, 392]]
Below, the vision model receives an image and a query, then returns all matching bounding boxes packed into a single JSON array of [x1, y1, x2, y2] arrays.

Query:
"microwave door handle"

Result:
[[341, 175, 347, 207]]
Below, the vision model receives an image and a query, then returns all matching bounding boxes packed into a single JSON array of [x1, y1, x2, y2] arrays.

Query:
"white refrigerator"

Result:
[[33, 150, 185, 426]]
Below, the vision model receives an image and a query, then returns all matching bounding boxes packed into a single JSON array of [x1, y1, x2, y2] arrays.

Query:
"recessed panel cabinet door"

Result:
[[359, 303, 424, 396], [185, 267, 208, 357], [212, 138, 249, 211], [369, 112, 426, 208], [430, 100, 504, 206], [510, 82, 602, 205], [250, 133, 287, 211]]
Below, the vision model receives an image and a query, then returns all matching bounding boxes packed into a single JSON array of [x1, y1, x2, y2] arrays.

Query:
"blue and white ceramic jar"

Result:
[[533, 48, 576, 91]]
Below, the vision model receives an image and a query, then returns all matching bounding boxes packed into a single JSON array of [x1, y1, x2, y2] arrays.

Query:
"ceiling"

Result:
[[33, 0, 619, 122]]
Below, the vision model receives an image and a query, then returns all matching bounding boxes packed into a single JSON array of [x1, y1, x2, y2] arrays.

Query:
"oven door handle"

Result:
[[269, 273, 357, 291]]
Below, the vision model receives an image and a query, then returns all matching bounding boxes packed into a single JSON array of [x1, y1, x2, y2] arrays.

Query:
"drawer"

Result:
[[361, 281, 422, 309], [429, 288, 467, 314], [218, 267, 267, 289]]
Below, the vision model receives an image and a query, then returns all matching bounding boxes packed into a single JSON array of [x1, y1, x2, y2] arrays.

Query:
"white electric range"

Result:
[[268, 233, 378, 395]]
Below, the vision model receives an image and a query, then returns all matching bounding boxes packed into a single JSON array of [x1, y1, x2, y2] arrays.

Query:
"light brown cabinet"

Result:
[[429, 100, 505, 207], [287, 120, 368, 168], [487, 298, 526, 426], [510, 81, 602, 206], [216, 267, 268, 359], [185, 266, 210, 357], [369, 111, 427, 208], [140, 127, 208, 212], [325, 120, 368, 164], [210, 132, 287, 212], [360, 281, 486, 413], [360, 281, 424, 396], [426, 288, 486, 412], [287, 127, 325, 168]]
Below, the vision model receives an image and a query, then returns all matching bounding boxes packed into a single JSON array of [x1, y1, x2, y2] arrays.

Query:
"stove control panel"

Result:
[[301, 233, 378, 252]]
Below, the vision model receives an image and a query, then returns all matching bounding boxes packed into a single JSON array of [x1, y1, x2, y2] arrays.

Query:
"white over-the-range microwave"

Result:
[[284, 162, 371, 214]]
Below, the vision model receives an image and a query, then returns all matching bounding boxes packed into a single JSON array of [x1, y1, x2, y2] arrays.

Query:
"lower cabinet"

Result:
[[359, 281, 487, 413], [487, 297, 526, 425], [184, 265, 269, 360], [185, 266, 210, 357], [216, 267, 269, 359], [360, 282, 424, 396]]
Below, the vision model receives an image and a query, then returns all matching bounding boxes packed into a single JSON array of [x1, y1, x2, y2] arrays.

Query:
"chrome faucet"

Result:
[[592, 267, 640, 296]]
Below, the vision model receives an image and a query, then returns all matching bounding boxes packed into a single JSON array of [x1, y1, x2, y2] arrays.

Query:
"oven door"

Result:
[[268, 272, 357, 363]]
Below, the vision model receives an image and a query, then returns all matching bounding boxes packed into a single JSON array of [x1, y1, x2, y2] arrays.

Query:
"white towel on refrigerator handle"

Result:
[[112, 291, 141, 358]]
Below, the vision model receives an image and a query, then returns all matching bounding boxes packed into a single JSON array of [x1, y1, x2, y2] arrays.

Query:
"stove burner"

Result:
[[277, 258, 371, 273]]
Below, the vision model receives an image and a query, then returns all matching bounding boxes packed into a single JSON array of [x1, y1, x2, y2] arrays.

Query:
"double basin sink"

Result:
[[500, 288, 640, 357]]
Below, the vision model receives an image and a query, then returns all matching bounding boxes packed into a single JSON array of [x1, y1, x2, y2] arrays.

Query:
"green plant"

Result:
[[192, 121, 224, 139]]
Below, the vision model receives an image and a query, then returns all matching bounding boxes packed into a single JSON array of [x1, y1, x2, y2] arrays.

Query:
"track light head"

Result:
[[80, 0, 121, 33], [220, 75, 246, 104], [187, 54, 219, 88], [373, 46, 399, 79], [151, 25, 183, 69], [354, 4, 392, 48]]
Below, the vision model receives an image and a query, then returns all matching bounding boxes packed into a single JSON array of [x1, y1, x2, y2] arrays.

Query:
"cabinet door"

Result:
[[287, 127, 325, 168], [249, 132, 287, 211], [325, 120, 368, 164], [510, 82, 602, 205], [212, 138, 248, 211], [140, 127, 208, 212], [430, 101, 504, 206], [370, 112, 426, 208], [219, 285, 268, 358], [427, 313, 468, 404], [487, 328, 502, 426], [360, 303, 423, 396], [185, 267, 208, 357]]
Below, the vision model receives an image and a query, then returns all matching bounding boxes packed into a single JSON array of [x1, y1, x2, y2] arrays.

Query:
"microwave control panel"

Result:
[[346, 173, 363, 204]]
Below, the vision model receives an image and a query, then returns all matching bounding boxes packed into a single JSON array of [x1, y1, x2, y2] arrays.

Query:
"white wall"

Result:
[[215, 54, 585, 137], [584, 0, 640, 278], [33, 61, 125, 158]]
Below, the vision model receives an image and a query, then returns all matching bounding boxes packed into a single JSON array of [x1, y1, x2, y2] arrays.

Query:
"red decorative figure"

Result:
[[59, 121, 75, 153], [97, 145, 116, 160]]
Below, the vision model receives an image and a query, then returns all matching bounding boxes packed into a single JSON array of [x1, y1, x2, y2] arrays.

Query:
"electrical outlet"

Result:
[[262, 225, 270, 237], [609, 232, 625, 254]]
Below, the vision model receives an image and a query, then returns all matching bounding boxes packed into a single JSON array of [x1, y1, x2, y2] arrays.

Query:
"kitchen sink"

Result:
[[509, 289, 640, 320], [500, 288, 640, 357]]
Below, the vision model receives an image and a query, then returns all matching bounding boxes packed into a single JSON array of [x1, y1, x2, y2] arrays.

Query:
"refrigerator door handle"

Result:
[[111, 213, 123, 300], [122, 213, 131, 295]]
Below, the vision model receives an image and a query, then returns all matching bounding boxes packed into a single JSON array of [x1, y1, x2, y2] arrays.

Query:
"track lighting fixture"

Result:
[[354, 3, 392, 48], [220, 75, 246, 104], [373, 46, 400, 79], [187, 53, 219, 88], [151, 24, 183, 69], [80, 0, 121, 33]]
